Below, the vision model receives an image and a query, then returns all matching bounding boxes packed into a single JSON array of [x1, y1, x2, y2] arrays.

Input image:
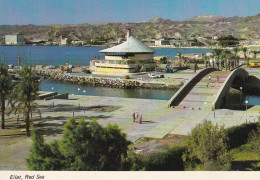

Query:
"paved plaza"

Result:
[[1, 67, 260, 170]]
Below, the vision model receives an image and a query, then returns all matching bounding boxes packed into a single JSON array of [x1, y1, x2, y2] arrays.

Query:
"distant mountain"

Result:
[[0, 14, 260, 44], [149, 17, 165, 23], [185, 15, 224, 22]]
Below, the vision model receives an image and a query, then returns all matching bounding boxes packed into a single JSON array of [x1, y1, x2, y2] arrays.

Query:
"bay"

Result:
[[0, 45, 212, 66], [0, 45, 209, 100], [39, 79, 175, 100]]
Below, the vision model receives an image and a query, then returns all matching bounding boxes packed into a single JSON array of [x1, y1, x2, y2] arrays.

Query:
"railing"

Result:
[[95, 62, 137, 69]]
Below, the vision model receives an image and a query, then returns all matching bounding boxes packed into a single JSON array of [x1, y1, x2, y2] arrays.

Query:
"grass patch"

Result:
[[230, 144, 260, 161], [86, 105, 121, 112]]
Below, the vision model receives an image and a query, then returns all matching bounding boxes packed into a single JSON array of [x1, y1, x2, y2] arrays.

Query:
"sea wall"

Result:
[[35, 70, 180, 90]]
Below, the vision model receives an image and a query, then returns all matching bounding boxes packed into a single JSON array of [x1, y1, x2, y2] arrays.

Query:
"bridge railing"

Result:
[[168, 68, 218, 107]]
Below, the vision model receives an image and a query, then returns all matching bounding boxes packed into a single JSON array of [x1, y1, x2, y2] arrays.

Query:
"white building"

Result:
[[5, 34, 24, 45], [60, 36, 68, 45], [90, 31, 156, 75]]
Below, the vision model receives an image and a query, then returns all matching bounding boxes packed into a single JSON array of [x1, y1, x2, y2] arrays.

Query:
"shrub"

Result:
[[247, 122, 260, 155], [27, 118, 131, 170], [226, 122, 258, 149], [182, 120, 231, 170], [144, 146, 186, 171]]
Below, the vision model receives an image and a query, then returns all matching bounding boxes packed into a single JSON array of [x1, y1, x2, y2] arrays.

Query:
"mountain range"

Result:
[[0, 14, 260, 43]]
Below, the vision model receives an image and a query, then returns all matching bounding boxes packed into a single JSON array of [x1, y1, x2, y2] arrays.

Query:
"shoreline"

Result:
[[35, 69, 182, 90], [0, 44, 234, 50]]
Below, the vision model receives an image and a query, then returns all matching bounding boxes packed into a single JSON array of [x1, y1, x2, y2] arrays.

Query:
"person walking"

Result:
[[132, 112, 136, 122], [138, 114, 142, 124], [208, 75, 211, 83], [216, 76, 219, 83], [135, 113, 138, 123]]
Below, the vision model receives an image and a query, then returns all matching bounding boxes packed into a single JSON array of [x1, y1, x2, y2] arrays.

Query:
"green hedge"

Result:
[[143, 146, 186, 171], [226, 122, 258, 149]]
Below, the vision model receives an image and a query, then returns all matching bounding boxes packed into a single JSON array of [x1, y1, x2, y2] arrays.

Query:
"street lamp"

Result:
[[83, 90, 86, 113], [52, 87, 54, 108], [77, 88, 80, 110], [72, 94, 75, 117], [240, 87, 243, 100], [245, 100, 248, 124], [213, 94, 216, 120]]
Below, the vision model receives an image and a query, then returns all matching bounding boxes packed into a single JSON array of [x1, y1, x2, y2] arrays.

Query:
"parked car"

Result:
[[148, 73, 164, 78]]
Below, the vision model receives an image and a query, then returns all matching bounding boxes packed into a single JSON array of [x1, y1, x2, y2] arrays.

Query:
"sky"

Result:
[[0, 0, 259, 25]]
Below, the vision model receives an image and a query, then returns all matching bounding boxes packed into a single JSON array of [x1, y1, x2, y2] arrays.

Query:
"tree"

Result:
[[213, 49, 223, 69], [233, 47, 239, 67], [12, 67, 40, 136], [247, 122, 260, 156], [26, 127, 63, 170], [182, 120, 231, 170], [241, 47, 248, 66], [0, 64, 13, 129], [218, 35, 239, 47], [251, 50, 259, 61], [27, 118, 131, 170]]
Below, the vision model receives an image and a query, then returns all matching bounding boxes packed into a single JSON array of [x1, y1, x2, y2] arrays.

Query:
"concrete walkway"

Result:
[[1, 68, 260, 170]]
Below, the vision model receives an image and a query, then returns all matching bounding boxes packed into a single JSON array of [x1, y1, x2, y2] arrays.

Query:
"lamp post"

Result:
[[245, 100, 248, 124], [77, 88, 80, 110], [83, 90, 86, 113], [72, 94, 74, 117], [213, 94, 216, 120], [52, 87, 54, 108], [240, 87, 243, 100]]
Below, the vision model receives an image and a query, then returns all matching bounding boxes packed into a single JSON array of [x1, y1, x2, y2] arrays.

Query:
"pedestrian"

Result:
[[206, 82, 209, 88], [138, 114, 142, 124], [208, 75, 211, 83], [132, 112, 136, 122], [135, 113, 138, 123], [216, 76, 219, 83]]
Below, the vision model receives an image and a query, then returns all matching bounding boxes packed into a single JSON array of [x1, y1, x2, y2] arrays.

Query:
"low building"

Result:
[[170, 40, 191, 47], [5, 34, 24, 45], [248, 45, 260, 52], [90, 31, 156, 75], [71, 40, 85, 46], [60, 36, 68, 45], [181, 53, 204, 60], [155, 39, 170, 46]]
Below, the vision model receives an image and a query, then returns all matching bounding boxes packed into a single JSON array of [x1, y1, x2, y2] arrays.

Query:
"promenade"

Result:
[[1, 68, 259, 170]]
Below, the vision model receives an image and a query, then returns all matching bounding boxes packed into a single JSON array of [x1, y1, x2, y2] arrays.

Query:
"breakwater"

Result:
[[35, 70, 181, 90]]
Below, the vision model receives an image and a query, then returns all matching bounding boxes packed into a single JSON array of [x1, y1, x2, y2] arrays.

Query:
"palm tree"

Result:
[[233, 47, 239, 67], [252, 50, 259, 60], [213, 49, 223, 69], [241, 47, 248, 66], [0, 64, 13, 129], [12, 67, 41, 136]]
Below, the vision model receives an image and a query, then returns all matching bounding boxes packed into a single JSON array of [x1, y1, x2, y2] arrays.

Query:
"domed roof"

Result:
[[99, 36, 155, 53]]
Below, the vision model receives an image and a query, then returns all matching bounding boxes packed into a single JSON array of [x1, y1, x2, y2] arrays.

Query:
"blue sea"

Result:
[[3, 45, 258, 104], [0, 45, 212, 66]]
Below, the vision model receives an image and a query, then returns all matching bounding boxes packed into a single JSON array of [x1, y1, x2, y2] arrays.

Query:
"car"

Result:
[[148, 73, 163, 78]]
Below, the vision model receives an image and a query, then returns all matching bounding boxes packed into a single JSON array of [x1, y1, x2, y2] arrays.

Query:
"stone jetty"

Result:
[[35, 70, 180, 89]]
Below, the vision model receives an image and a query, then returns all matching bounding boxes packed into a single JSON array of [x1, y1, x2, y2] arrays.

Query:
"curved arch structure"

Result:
[[168, 68, 249, 110], [212, 68, 248, 109], [168, 68, 218, 107]]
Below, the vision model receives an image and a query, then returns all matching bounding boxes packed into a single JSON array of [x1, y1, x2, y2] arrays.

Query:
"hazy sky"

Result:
[[0, 0, 259, 25]]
